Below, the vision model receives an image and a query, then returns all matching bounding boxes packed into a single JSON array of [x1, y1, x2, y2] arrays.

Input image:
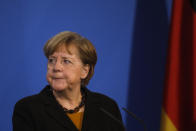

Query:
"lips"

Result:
[[52, 77, 64, 79]]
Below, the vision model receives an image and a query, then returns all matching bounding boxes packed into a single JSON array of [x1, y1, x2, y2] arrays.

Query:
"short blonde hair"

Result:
[[43, 31, 97, 87]]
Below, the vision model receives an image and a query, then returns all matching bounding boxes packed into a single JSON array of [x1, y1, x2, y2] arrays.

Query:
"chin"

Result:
[[51, 84, 67, 92]]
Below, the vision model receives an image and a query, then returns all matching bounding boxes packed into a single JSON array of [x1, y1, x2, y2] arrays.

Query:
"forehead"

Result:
[[50, 44, 80, 58]]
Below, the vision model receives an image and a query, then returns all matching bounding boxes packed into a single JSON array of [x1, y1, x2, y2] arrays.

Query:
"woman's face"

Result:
[[46, 44, 89, 91]]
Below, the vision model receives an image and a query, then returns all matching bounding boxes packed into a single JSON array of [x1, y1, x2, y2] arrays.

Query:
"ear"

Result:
[[81, 64, 90, 79]]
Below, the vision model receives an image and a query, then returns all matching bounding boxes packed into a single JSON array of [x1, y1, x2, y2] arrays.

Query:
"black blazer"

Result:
[[12, 86, 125, 131]]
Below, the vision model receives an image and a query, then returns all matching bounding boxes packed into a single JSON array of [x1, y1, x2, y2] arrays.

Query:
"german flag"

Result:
[[160, 0, 196, 130]]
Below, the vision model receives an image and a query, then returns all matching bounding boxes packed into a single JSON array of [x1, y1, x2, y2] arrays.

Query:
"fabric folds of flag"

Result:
[[160, 0, 196, 131]]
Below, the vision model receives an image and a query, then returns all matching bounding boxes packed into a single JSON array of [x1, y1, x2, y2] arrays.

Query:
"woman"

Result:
[[12, 31, 124, 131]]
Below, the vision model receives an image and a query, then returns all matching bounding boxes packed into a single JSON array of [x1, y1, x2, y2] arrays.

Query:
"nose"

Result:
[[53, 60, 63, 72]]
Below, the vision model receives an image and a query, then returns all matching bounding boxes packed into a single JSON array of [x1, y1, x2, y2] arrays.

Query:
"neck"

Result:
[[53, 86, 82, 110]]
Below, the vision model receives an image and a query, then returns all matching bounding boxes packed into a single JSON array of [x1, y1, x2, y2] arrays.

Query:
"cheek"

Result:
[[46, 70, 52, 82]]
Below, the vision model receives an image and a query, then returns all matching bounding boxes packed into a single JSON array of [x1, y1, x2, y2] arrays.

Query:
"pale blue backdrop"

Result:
[[0, 0, 172, 130]]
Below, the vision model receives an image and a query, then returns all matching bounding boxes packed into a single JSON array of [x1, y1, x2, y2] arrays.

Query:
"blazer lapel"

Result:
[[44, 104, 78, 131], [82, 103, 101, 131], [81, 89, 105, 131], [39, 86, 78, 131]]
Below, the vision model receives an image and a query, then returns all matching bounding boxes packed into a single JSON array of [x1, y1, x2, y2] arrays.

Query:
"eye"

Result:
[[63, 59, 71, 64], [48, 58, 56, 64]]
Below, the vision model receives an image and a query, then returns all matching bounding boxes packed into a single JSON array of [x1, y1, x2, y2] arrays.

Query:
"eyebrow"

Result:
[[61, 56, 72, 59], [48, 56, 56, 58], [49, 55, 73, 59]]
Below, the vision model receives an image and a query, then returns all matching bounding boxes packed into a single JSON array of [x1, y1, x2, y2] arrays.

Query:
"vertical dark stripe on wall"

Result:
[[190, 0, 196, 12], [126, 0, 170, 131]]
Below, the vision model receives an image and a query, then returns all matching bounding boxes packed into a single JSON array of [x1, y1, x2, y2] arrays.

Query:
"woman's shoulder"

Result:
[[86, 88, 123, 122], [14, 86, 51, 108], [14, 94, 41, 109], [85, 88, 118, 107], [90, 91, 115, 102]]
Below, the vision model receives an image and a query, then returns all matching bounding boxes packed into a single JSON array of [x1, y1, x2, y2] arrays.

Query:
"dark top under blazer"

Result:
[[12, 86, 124, 131]]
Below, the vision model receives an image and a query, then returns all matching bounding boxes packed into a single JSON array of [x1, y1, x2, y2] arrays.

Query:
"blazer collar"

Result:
[[39, 86, 78, 131], [39, 85, 102, 131]]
